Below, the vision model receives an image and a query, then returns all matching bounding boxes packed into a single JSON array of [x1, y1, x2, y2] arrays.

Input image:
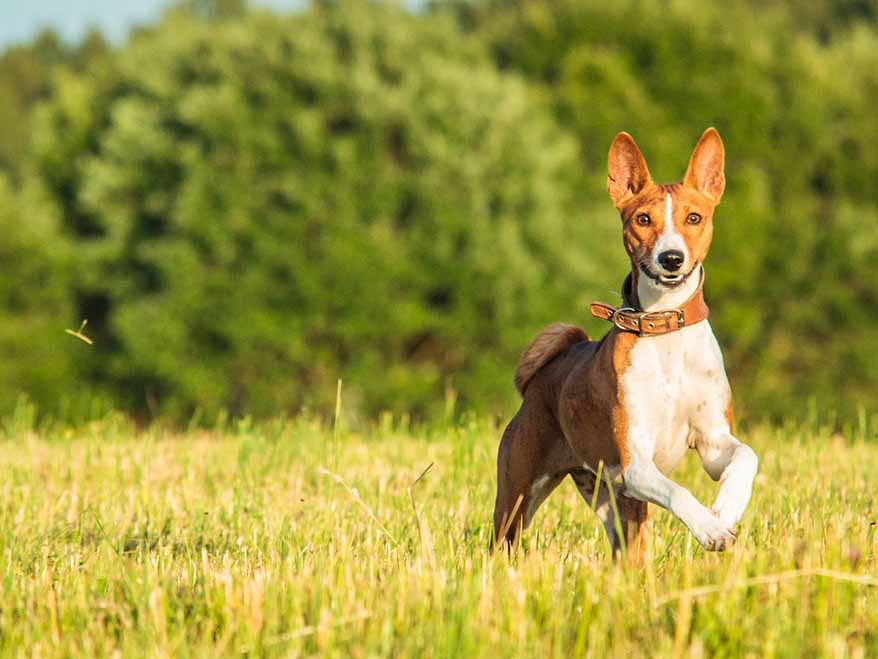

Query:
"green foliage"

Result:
[[1, 1, 876, 422], [0, 175, 79, 413], [29, 2, 589, 420], [451, 0, 878, 419], [0, 30, 107, 177]]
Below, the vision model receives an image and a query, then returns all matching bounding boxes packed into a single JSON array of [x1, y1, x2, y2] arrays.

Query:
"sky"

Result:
[[0, 0, 305, 48]]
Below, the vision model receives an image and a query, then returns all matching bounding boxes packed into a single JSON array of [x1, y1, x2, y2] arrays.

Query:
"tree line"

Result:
[[1, 0, 876, 425]]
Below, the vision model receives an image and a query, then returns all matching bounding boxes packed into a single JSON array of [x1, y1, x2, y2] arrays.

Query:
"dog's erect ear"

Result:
[[607, 132, 652, 209], [684, 128, 725, 202]]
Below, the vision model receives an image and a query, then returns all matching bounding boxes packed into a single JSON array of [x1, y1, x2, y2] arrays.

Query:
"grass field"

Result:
[[1, 413, 877, 657]]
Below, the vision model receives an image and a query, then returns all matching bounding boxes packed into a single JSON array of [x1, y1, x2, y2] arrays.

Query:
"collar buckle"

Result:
[[610, 307, 637, 333]]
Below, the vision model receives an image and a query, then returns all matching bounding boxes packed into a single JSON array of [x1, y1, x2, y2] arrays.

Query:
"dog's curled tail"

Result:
[[514, 323, 588, 396]]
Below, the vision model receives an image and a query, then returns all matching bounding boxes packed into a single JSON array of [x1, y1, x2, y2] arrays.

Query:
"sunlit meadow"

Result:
[[1, 407, 877, 657]]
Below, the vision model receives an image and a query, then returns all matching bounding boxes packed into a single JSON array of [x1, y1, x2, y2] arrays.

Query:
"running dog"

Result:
[[493, 128, 758, 557]]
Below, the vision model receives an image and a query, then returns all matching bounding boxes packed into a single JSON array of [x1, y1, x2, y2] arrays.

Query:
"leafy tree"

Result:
[[0, 175, 79, 416], [445, 0, 878, 419], [6, 0, 877, 423], [0, 30, 107, 178], [31, 1, 590, 420]]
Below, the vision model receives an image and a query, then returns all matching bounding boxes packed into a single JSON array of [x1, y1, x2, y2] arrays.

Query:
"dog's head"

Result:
[[607, 128, 725, 289]]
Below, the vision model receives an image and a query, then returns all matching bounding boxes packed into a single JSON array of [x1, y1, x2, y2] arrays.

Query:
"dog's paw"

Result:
[[691, 509, 737, 551]]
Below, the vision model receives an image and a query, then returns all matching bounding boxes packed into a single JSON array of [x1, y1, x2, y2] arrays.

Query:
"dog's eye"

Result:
[[686, 213, 702, 225], [636, 214, 651, 226]]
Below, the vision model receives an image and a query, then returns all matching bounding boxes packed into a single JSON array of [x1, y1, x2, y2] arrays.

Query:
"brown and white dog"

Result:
[[493, 128, 758, 557]]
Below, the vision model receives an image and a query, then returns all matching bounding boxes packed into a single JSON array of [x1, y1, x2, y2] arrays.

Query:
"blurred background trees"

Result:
[[1, 0, 876, 424]]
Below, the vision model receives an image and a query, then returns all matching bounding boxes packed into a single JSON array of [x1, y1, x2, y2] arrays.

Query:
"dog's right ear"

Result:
[[607, 132, 651, 210]]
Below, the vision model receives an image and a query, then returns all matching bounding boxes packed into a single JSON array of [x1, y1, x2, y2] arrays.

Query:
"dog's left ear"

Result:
[[684, 128, 725, 202]]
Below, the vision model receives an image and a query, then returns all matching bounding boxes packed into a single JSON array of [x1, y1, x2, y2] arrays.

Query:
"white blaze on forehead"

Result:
[[653, 192, 688, 267]]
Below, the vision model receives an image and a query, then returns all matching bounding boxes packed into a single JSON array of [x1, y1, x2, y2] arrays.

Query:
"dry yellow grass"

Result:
[[0, 415, 876, 656]]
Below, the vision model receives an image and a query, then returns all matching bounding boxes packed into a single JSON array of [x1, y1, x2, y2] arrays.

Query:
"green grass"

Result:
[[1, 414, 877, 657]]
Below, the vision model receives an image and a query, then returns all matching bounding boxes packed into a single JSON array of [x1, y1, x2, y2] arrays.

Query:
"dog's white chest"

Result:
[[620, 321, 730, 474]]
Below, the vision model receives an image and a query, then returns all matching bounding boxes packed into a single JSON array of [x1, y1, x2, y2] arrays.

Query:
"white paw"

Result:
[[691, 508, 737, 551]]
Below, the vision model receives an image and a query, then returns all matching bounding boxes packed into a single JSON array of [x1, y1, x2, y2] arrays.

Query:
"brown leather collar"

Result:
[[589, 268, 709, 336]]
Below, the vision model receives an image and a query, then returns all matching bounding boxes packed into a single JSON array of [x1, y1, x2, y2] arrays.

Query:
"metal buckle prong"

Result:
[[611, 307, 636, 333]]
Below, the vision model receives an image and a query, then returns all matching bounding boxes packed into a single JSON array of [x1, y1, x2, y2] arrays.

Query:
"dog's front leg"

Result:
[[622, 457, 737, 551], [696, 431, 759, 529]]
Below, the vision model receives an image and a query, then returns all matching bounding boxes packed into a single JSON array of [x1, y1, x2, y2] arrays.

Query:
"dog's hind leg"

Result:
[[571, 467, 649, 561], [493, 400, 571, 549], [612, 495, 650, 561]]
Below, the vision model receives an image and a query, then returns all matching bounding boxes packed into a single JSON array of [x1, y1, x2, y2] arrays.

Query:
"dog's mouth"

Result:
[[639, 262, 698, 289]]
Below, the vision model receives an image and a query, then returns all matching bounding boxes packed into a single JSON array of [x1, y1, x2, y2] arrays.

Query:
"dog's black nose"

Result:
[[658, 250, 685, 272]]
